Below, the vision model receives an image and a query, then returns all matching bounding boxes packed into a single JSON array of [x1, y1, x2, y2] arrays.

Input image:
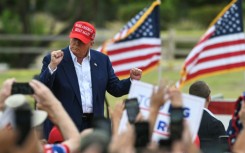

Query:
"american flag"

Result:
[[177, 0, 245, 88], [98, 1, 161, 78]]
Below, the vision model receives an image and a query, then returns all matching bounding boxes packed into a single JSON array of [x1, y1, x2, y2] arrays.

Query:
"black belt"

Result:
[[82, 113, 94, 121]]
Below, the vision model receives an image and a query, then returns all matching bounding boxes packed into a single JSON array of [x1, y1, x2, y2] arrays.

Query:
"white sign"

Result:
[[119, 80, 205, 142]]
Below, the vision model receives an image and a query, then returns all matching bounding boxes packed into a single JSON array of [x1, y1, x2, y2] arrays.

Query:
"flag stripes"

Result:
[[178, 0, 245, 87], [98, 1, 161, 78]]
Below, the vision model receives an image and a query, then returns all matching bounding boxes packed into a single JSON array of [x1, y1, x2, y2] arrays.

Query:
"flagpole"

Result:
[[158, 61, 163, 83], [157, 0, 162, 83]]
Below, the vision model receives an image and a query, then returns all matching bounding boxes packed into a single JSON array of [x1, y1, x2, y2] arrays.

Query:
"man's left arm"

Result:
[[106, 56, 142, 97]]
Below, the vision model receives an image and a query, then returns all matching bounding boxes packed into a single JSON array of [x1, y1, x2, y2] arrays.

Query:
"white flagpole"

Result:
[[158, 60, 163, 83]]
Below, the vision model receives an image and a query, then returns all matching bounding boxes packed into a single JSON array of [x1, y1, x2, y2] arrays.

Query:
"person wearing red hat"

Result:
[[39, 21, 142, 138], [48, 126, 64, 144]]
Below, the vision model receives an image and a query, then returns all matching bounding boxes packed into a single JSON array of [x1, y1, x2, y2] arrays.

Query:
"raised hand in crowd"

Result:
[[149, 81, 169, 135], [168, 86, 182, 107], [29, 79, 79, 139], [29, 79, 82, 153], [0, 78, 15, 111], [110, 102, 124, 135], [168, 87, 200, 153], [109, 124, 136, 153]]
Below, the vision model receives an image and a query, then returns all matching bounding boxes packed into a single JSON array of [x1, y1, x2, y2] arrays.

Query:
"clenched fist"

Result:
[[130, 68, 142, 80], [49, 50, 64, 70]]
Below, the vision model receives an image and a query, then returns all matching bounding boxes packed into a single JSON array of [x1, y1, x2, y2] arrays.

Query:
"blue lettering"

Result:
[[183, 107, 190, 118], [157, 120, 168, 131], [168, 105, 190, 118], [138, 94, 150, 107]]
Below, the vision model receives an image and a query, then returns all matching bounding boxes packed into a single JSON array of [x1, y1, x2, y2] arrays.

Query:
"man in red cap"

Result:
[[39, 21, 142, 138]]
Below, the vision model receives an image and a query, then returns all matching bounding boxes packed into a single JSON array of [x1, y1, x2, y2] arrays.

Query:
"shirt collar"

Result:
[[69, 46, 91, 63], [203, 108, 216, 118]]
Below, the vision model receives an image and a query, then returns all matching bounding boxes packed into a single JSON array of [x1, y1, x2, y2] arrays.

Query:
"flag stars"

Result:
[[117, 5, 158, 41], [213, 1, 242, 38], [128, 22, 133, 27], [132, 18, 136, 24], [135, 15, 140, 19]]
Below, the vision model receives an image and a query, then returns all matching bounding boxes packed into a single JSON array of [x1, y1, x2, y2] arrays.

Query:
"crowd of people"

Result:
[[0, 20, 245, 153], [0, 79, 245, 153]]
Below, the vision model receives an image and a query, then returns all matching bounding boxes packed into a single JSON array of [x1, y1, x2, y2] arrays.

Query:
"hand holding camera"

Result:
[[125, 98, 140, 124]]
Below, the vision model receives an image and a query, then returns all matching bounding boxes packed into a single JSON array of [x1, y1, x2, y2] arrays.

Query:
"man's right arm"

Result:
[[39, 54, 56, 88], [39, 50, 64, 88]]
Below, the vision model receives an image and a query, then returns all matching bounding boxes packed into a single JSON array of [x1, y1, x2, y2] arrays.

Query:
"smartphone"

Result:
[[15, 108, 32, 146], [134, 121, 150, 148], [170, 107, 183, 141], [92, 117, 112, 137], [159, 139, 172, 150], [11, 82, 34, 95], [125, 98, 140, 124]]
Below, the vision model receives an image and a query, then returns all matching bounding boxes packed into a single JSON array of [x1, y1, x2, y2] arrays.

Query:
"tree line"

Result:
[[0, 0, 236, 68]]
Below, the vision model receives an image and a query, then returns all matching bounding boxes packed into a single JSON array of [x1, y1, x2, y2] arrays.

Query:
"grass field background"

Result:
[[1, 59, 244, 109]]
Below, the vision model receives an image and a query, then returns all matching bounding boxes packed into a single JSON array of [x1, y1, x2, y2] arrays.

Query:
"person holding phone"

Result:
[[39, 21, 142, 138]]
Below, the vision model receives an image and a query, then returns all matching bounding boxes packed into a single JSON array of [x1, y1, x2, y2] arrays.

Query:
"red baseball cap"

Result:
[[48, 126, 64, 144], [69, 21, 96, 44]]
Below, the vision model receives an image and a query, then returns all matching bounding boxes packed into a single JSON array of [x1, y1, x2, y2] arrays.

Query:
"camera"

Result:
[[170, 107, 184, 141], [11, 82, 34, 95], [125, 98, 140, 124], [92, 117, 112, 137], [134, 121, 150, 148]]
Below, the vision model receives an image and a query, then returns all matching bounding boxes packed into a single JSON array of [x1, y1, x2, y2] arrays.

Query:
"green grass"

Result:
[[0, 69, 40, 83], [1, 60, 245, 110]]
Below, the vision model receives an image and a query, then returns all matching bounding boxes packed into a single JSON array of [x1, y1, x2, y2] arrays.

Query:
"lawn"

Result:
[[1, 59, 245, 109]]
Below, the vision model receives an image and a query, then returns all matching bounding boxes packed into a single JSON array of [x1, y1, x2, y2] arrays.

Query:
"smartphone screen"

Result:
[[134, 121, 150, 147], [11, 82, 34, 95], [125, 98, 140, 124]]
